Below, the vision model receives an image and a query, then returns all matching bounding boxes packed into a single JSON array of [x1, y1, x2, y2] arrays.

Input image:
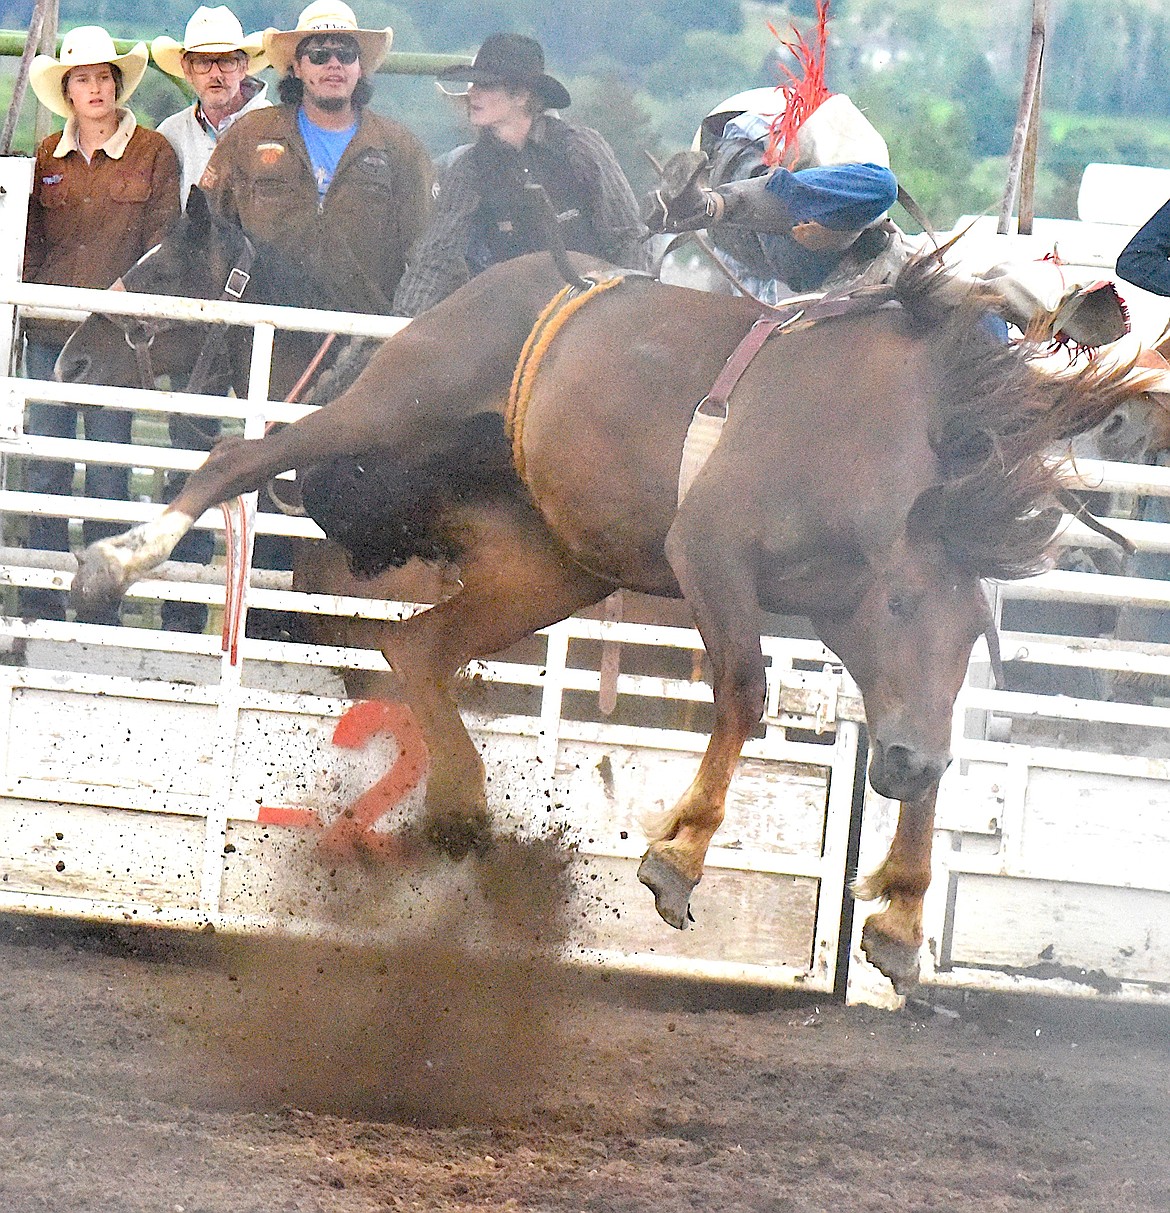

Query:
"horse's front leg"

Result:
[[852, 782, 939, 994], [640, 517, 765, 928]]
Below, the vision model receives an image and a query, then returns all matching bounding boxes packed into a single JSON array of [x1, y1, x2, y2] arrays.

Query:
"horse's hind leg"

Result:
[[369, 497, 611, 856], [72, 267, 564, 616], [641, 511, 766, 928], [71, 425, 321, 614]]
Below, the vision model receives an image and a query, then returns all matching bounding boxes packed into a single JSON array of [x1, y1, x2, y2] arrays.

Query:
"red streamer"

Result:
[[764, 0, 834, 169]]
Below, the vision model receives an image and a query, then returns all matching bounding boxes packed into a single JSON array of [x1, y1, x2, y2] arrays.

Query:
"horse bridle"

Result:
[[101, 235, 258, 441]]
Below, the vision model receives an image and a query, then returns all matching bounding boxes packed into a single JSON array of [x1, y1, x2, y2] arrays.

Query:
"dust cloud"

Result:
[[172, 830, 581, 1124]]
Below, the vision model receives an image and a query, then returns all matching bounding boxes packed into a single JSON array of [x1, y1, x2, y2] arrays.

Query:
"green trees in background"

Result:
[[5, 0, 1170, 226]]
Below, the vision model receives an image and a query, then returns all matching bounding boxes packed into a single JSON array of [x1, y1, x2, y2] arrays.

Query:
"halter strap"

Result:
[[108, 233, 259, 394]]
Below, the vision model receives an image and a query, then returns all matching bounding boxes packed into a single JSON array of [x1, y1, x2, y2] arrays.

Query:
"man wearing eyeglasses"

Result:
[[152, 6, 272, 202], [196, 0, 432, 317]]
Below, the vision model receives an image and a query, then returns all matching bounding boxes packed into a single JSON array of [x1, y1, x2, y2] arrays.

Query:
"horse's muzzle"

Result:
[[55, 342, 90, 385], [867, 740, 950, 801]]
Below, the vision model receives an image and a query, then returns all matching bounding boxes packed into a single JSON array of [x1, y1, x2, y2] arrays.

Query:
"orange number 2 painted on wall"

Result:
[[257, 700, 428, 856]]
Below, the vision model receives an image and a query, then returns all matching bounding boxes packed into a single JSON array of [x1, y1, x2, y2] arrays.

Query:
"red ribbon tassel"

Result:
[[764, 0, 834, 169]]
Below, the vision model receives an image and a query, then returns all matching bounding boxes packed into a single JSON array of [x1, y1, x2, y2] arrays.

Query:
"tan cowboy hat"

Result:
[[29, 26, 149, 119], [151, 6, 267, 79], [263, 0, 391, 76]]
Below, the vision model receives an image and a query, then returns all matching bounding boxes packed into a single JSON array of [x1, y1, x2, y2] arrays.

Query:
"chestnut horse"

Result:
[[67, 252, 1140, 993]]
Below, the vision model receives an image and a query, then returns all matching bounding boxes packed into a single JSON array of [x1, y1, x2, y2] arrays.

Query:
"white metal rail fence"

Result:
[[5, 146, 1170, 1002], [0, 157, 864, 996]]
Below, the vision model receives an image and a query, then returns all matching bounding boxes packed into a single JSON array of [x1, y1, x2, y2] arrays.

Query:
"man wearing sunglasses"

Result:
[[152, 7, 272, 202], [197, 0, 431, 317]]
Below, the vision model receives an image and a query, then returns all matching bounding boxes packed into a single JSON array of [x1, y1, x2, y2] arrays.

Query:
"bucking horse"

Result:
[[61, 248, 1142, 994]]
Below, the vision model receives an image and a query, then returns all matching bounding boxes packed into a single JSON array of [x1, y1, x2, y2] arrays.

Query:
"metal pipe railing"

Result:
[[0, 29, 470, 77]]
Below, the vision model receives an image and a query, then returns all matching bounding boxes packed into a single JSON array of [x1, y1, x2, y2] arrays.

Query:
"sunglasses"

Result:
[[301, 43, 360, 66], [437, 76, 507, 97]]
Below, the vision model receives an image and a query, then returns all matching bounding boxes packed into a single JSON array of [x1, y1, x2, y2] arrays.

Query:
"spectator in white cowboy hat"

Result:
[[196, 0, 431, 317], [21, 26, 180, 625], [150, 8, 272, 633], [195, 0, 431, 641], [152, 5, 272, 202], [393, 32, 648, 317]]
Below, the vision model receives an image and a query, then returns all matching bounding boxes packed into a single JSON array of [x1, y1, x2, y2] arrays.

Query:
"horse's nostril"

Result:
[[1103, 415, 1123, 436], [58, 353, 89, 383], [884, 743, 918, 774]]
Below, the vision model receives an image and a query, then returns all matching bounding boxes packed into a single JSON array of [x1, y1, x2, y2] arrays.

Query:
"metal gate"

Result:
[[0, 154, 862, 994], [8, 152, 1170, 1007]]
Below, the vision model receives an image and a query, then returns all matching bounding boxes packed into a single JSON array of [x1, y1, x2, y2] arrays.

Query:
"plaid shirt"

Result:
[[393, 115, 649, 316]]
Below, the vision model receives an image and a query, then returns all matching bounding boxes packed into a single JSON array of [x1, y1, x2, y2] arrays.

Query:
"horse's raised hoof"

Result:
[[860, 915, 921, 995], [422, 808, 492, 860], [70, 542, 126, 614], [637, 848, 698, 930]]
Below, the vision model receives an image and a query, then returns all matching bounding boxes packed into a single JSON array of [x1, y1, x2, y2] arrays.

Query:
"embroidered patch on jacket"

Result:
[[256, 141, 285, 167], [199, 163, 219, 189], [358, 150, 389, 173], [42, 174, 63, 186]]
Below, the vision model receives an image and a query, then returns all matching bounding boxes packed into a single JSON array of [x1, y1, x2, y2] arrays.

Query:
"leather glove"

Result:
[[642, 151, 723, 235]]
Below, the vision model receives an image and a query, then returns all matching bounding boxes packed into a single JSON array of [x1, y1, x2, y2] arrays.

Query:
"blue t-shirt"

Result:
[[297, 108, 357, 200]]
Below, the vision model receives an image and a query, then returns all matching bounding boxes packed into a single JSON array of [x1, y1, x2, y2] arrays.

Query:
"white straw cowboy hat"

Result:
[[29, 26, 149, 119], [151, 6, 268, 79], [263, 1, 392, 77]]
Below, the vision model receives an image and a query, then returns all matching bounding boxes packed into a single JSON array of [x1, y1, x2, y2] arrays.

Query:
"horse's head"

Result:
[[1089, 382, 1170, 465], [56, 187, 255, 390], [813, 528, 990, 803]]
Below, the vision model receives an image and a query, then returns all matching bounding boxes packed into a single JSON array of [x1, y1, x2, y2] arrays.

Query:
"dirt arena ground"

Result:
[[3, 843, 1170, 1213]]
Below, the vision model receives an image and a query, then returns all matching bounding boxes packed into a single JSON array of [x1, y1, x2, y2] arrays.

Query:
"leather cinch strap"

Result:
[[705, 314, 787, 413], [678, 314, 789, 506]]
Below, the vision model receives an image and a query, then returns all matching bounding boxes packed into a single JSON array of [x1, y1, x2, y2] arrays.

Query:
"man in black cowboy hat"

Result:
[[393, 32, 648, 316]]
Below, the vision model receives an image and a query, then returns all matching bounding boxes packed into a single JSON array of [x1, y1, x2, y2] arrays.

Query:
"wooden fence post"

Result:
[[998, 0, 1048, 235]]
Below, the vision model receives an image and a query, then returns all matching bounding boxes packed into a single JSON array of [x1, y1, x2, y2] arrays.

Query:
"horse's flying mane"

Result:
[[891, 255, 1139, 581]]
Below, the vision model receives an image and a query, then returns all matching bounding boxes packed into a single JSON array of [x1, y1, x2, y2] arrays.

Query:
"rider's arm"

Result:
[[391, 152, 481, 317], [567, 124, 650, 272], [1117, 198, 1170, 297]]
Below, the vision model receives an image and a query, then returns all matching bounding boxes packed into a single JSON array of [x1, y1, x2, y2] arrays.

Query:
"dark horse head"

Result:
[[56, 187, 332, 400]]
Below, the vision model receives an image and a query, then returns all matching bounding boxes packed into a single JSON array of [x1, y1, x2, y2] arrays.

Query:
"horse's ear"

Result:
[[185, 185, 211, 232], [906, 484, 947, 543]]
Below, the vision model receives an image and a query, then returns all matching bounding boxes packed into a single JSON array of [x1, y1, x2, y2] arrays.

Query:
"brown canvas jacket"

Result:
[[199, 104, 433, 315], [24, 120, 180, 339]]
